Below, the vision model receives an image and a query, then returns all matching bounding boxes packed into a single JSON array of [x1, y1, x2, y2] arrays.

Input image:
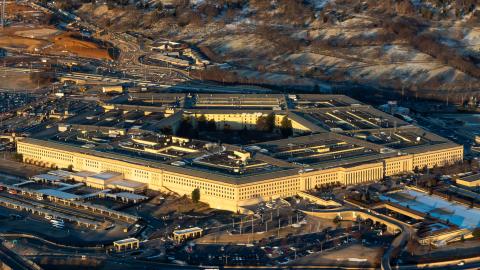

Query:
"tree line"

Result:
[[173, 113, 293, 138]]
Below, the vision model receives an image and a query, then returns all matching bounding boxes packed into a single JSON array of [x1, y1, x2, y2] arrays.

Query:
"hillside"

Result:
[[59, 0, 480, 102]]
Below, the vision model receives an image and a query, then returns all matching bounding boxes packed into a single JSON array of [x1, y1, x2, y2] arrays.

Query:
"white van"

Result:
[[51, 219, 64, 224], [52, 223, 65, 229]]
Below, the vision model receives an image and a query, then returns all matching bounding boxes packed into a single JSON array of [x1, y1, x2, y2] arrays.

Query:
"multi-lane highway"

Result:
[[0, 241, 43, 270], [0, 66, 271, 93]]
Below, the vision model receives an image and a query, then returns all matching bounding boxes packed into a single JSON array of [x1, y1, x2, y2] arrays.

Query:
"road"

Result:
[[0, 66, 272, 93], [304, 207, 410, 270], [29, 254, 201, 270], [25, 1, 276, 94], [0, 240, 42, 270]]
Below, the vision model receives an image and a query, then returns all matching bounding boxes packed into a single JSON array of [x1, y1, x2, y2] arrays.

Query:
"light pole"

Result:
[[1, 0, 5, 28], [240, 218, 243, 234], [277, 219, 281, 238], [251, 215, 254, 237]]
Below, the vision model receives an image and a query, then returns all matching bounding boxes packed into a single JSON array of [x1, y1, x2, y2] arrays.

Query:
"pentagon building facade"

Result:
[[17, 94, 463, 212]]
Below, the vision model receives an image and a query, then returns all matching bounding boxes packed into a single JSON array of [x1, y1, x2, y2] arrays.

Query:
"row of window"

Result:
[[164, 174, 235, 200], [19, 146, 73, 163], [413, 151, 462, 168], [18, 143, 463, 203]]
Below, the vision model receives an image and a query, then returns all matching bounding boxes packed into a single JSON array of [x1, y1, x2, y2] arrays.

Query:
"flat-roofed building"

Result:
[[457, 173, 480, 188], [102, 85, 124, 94], [113, 238, 140, 252], [107, 180, 147, 193], [173, 227, 203, 243], [149, 53, 190, 67], [38, 189, 81, 201], [15, 94, 464, 213], [194, 94, 286, 109], [85, 172, 123, 189]]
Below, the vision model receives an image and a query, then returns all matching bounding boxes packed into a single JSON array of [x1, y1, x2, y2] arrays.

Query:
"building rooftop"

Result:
[[31, 174, 65, 182], [90, 172, 122, 181], [458, 173, 480, 182], [109, 180, 147, 189], [21, 94, 461, 186], [113, 192, 149, 201], [73, 171, 97, 178], [114, 238, 139, 245], [173, 227, 203, 235], [37, 189, 81, 200], [293, 106, 409, 132]]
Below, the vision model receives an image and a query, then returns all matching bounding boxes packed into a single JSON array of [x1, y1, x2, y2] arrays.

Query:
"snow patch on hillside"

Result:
[[462, 28, 480, 45], [310, 0, 335, 10]]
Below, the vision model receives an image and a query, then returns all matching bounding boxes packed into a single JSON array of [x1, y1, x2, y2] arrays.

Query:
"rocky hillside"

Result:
[[60, 0, 480, 102]]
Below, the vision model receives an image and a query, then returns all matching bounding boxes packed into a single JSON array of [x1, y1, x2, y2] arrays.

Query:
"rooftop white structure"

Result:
[[381, 189, 480, 229]]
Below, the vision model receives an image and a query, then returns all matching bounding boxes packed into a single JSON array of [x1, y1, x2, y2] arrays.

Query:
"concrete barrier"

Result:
[[302, 209, 402, 234], [398, 256, 480, 269]]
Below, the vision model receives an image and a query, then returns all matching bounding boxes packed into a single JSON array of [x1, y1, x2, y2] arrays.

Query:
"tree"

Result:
[[13, 153, 23, 162], [192, 188, 200, 203], [160, 126, 173, 135], [361, 192, 367, 202], [406, 237, 418, 256], [176, 117, 197, 138], [239, 126, 249, 140], [197, 115, 207, 131], [207, 119, 216, 131], [280, 116, 293, 137], [256, 112, 275, 132], [265, 113, 275, 132], [223, 124, 231, 133], [30, 70, 56, 85], [333, 215, 341, 225], [473, 228, 480, 238], [67, 164, 74, 172], [155, 2, 164, 11], [256, 115, 268, 131]]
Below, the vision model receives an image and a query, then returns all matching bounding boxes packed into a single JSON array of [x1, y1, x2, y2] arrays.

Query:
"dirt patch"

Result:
[[0, 27, 112, 60], [153, 195, 210, 216], [0, 156, 47, 178], [4, 3, 47, 25], [0, 33, 48, 51], [0, 71, 51, 91], [293, 244, 382, 267], [5, 3, 37, 14], [197, 224, 308, 244], [5, 3, 39, 20], [196, 215, 351, 244], [15, 28, 61, 39], [46, 32, 112, 60]]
